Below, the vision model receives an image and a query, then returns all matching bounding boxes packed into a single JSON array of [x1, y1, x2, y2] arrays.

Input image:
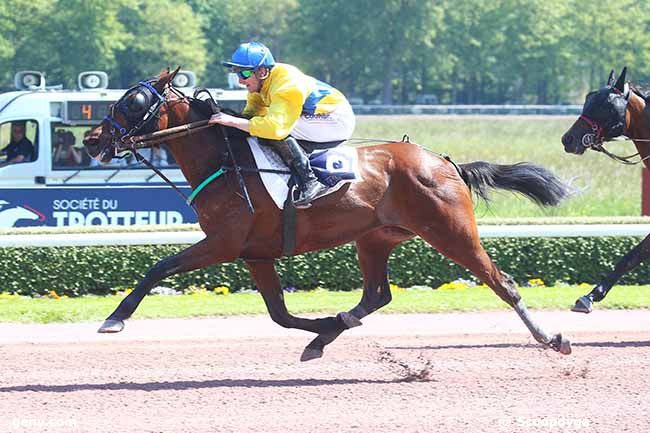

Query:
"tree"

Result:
[[565, 0, 650, 97], [115, 0, 207, 87], [291, 0, 442, 104], [42, 0, 128, 88], [0, 0, 56, 88], [187, 0, 297, 87]]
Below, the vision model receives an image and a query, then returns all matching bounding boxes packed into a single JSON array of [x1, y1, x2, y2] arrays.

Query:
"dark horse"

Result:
[[86, 69, 572, 359], [562, 67, 650, 313]]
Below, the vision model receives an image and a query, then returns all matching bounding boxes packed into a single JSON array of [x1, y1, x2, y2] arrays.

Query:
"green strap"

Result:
[[186, 168, 225, 205]]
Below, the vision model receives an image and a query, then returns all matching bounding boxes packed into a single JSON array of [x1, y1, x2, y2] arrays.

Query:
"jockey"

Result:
[[209, 41, 355, 206]]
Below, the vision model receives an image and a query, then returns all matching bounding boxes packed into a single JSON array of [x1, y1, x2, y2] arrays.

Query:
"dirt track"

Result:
[[1, 310, 649, 433]]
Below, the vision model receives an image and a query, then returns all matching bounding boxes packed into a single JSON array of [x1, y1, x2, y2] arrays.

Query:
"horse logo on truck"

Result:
[[0, 200, 46, 227]]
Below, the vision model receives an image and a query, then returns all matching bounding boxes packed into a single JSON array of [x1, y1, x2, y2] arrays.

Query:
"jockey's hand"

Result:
[[209, 112, 250, 132]]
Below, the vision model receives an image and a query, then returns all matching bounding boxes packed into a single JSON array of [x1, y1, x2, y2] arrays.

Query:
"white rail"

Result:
[[352, 104, 582, 115], [1, 224, 649, 248]]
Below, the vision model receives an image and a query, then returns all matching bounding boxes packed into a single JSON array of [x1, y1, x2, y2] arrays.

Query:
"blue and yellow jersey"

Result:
[[242, 63, 348, 140]]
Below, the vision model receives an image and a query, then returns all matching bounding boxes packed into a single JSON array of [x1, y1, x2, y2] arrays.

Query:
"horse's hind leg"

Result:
[[573, 233, 650, 313], [404, 193, 571, 354], [301, 228, 412, 361], [244, 260, 352, 337]]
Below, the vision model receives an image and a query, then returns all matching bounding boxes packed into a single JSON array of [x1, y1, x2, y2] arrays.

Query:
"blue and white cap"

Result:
[[222, 41, 275, 69]]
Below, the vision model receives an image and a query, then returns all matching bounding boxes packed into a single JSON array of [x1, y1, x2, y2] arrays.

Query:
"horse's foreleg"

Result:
[[98, 238, 235, 333], [301, 230, 407, 361], [244, 260, 350, 339], [573, 233, 650, 313]]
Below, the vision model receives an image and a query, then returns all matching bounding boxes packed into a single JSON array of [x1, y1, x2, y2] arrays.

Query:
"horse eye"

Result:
[[128, 92, 148, 112]]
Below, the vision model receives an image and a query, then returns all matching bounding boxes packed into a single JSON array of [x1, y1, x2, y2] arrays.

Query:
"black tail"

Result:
[[457, 161, 571, 206]]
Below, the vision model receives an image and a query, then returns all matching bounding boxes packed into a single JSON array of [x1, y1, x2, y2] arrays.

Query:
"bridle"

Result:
[[98, 79, 204, 207], [577, 113, 605, 150], [578, 86, 629, 149], [575, 85, 650, 164], [102, 79, 169, 157]]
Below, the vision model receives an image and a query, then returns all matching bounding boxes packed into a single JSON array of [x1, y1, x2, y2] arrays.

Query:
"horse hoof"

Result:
[[559, 337, 572, 355], [300, 347, 323, 362], [550, 333, 572, 355], [98, 319, 124, 333], [337, 312, 362, 329], [571, 296, 593, 314]]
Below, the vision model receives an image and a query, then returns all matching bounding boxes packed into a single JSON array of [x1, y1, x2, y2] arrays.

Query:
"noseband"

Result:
[[577, 114, 604, 149]]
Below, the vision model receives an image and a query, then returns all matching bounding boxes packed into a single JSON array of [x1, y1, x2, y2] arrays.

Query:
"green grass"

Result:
[[1, 285, 649, 324], [354, 116, 643, 217]]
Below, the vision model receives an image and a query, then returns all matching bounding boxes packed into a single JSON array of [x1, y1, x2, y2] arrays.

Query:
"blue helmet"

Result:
[[222, 42, 275, 69]]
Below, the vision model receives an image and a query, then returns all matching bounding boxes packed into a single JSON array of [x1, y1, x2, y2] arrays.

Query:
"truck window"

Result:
[[0, 120, 38, 166], [50, 122, 177, 170]]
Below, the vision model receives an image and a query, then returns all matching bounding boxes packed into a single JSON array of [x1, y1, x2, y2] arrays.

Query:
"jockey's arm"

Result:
[[209, 89, 303, 140], [248, 94, 302, 140]]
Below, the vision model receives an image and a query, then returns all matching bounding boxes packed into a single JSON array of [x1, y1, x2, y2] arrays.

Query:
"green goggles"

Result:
[[235, 69, 254, 80]]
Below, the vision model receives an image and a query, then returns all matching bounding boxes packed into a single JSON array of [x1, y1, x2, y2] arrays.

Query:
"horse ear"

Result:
[[156, 67, 181, 90], [613, 66, 627, 92], [169, 66, 181, 83], [606, 69, 616, 86]]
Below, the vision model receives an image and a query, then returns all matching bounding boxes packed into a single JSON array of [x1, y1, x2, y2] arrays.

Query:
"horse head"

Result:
[[561, 67, 630, 155], [85, 67, 181, 163]]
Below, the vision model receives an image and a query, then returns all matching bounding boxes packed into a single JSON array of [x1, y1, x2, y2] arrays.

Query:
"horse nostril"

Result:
[[562, 134, 574, 146]]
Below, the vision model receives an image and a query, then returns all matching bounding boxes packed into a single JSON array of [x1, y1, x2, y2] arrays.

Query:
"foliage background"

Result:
[[1, 0, 649, 103], [1, 236, 648, 296]]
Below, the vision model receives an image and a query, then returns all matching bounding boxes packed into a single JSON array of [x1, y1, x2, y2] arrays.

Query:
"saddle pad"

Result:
[[246, 137, 361, 209]]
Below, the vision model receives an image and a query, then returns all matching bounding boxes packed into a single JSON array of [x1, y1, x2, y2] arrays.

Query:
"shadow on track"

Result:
[[0, 377, 406, 394]]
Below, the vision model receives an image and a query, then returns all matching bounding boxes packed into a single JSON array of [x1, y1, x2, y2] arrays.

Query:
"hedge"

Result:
[[1, 236, 649, 296], [3, 217, 650, 236]]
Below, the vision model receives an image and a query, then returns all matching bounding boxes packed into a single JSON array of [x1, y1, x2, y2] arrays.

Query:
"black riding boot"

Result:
[[265, 137, 325, 206]]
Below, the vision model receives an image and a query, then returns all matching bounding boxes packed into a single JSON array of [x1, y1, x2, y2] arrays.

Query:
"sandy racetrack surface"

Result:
[[1, 310, 649, 433]]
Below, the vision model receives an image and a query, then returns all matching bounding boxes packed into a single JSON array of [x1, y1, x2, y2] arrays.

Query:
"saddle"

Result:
[[246, 137, 361, 209]]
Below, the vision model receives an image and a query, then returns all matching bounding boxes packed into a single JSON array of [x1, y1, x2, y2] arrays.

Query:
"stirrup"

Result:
[[292, 180, 325, 208]]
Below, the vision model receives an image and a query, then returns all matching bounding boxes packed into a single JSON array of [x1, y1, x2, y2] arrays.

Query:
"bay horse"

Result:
[[86, 68, 572, 360], [562, 67, 650, 313]]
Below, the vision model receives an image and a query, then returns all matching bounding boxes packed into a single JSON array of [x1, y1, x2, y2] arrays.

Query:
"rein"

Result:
[[120, 119, 214, 149], [590, 140, 650, 165]]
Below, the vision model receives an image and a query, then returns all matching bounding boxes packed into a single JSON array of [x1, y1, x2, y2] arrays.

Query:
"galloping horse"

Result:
[[86, 68, 572, 360], [562, 67, 650, 313]]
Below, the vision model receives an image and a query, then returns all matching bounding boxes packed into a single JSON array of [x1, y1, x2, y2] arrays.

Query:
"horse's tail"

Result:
[[456, 161, 571, 207]]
